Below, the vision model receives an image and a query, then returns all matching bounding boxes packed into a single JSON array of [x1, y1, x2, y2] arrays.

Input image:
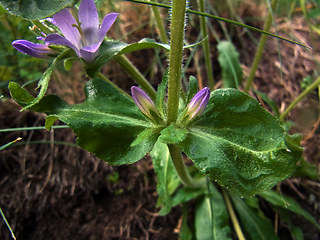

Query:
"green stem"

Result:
[[97, 72, 131, 98], [244, 0, 278, 93], [198, 0, 214, 90], [279, 75, 320, 122], [0, 207, 16, 240], [167, 144, 197, 187], [150, 0, 169, 43], [166, 0, 187, 124], [222, 189, 246, 240], [31, 20, 52, 35], [114, 55, 156, 100]]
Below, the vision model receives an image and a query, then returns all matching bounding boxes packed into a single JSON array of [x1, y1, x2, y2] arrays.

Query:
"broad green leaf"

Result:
[[150, 140, 180, 215], [231, 194, 279, 240], [0, 0, 78, 20], [217, 41, 243, 89], [8, 82, 34, 106], [259, 190, 320, 230], [195, 182, 231, 240], [178, 88, 301, 197], [12, 78, 159, 165]]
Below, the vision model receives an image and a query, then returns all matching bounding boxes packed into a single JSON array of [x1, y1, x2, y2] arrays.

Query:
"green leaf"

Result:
[[45, 115, 58, 130], [155, 70, 168, 117], [150, 140, 180, 215], [172, 186, 205, 207], [8, 81, 34, 106], [293, 158, 318, 180], [180, 204, 192, 240], [217, 41, 243, 89], [276, 208, 304, 240], [9, 49, 73, 110], [86, 38, 169, 77], [0, 0, 78, 20], [22, 78, 159, 165], [259, 190, 320, 230], [195, 182, 231, 240], [231, 194, 279, 240], [178, 88, 301, 197], [159, 125, 188, 144]]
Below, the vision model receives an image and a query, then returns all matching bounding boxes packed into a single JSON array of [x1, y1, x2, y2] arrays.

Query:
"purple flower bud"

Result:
[[185, 87, 210, 120], [131, 86, 161, 122], [12, 40, 55, 59]]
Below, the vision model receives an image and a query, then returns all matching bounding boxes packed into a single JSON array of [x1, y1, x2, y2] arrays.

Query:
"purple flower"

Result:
[[131, 86, 161, 123], [45, 0, 118, 62], [177, 87, 210, 125], [12, 40, 56, 59]]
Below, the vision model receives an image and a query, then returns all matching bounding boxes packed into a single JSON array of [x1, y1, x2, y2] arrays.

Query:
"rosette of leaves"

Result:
[[9, 78, 302, 197]]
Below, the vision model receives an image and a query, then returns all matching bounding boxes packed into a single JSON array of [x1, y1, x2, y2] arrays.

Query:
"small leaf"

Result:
[[179, 204, 192, 240], [178, 88, 301, 197], [155, 70, 168, 117], [0, 0, 78, 20], [159, 125, 188, 144], [217, 41, 243, 89], [172, 186, 205, 207], [259, 190, 320, 230], [45, 115, 58, 130], [150, 140, 180, 215], [8, 82, 34, 106], [195, 182, 231, 240], [231, 194, 279, 240]]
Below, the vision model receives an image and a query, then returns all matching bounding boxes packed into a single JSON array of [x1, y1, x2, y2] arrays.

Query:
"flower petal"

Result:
[[98, 12, 118, 43], [45, 34, 79, 55], [79, 44, 100, 62], [79, 0, 99, 30], [12, 40, 54, 59], [53, 9, 81, 49]]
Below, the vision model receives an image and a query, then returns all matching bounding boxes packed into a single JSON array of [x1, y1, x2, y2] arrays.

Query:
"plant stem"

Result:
[[97, 72, 131, 98], [279, 75, 320, 122], [198, 0, 214, 90], [150, 0, 169, 43], [166, 0, 187, 124], [114, 55, 157, 100], [222, 189, 246, 240], [167, 144, 197, 187], [244, 0, 278, 93]]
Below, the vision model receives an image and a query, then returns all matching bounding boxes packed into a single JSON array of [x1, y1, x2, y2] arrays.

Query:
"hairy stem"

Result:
[[166, 0, 187, 124], [114, 55, 156, 100], [244, 0, 278, 93], [279, 75, 320, 122]]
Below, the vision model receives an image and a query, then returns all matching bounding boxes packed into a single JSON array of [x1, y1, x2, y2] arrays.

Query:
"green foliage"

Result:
[[259, 190, 320, 230], [231, 194, 279, 240], [195, 183, 231, 240], [176, 89, 301, 197], [0, 0, 78, 20], [10, 78, 159, 165], [150, 141, 180, 215], [217, 41, 243, 89]]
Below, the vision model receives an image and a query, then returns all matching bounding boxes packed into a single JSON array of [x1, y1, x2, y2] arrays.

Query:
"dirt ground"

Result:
[[0, 2, 320, 239]]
